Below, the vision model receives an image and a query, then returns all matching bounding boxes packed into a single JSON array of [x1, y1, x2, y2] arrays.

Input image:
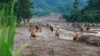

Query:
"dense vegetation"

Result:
[[31, 0, 87, 16], [0, 0, 30, 56], [14, 0, 33, 24], [62, 0, 100, 23], [0, 0, 16, 56]]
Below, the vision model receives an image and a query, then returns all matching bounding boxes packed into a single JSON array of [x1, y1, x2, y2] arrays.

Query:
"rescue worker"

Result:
[[73, 31, 78, 41], [55, 28, 60, 38]]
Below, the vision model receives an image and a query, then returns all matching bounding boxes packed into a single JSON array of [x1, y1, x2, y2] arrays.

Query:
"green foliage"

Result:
[[0, 0, 29, 56], [0, 0, 13, 3], [63, 0, 100, 23], [62, 13, 70, 20], [82, 0, 100, 22], [15, 0, 33, 23], [12, 44, 29, 56], [0, 0, 16, 56], [66, 0, 81, 22]]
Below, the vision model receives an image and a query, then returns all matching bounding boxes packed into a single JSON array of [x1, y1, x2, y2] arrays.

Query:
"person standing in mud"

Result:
[[55, 28, 60, 38], [73, 31, 78, 41], [79, 25, 84, 32], [86, 24, 90, 32], [50, 26, 54, 32], [30, 28, 37, 39], [35, 25, 39, 32]]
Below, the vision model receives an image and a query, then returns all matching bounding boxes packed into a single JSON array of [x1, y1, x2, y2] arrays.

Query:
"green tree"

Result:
[[0, 0, 15, 26], [82, 0, 100, 22], [14, 0, 33, 24], [69, 0, 81, 22], [62, 13, 70, 21]]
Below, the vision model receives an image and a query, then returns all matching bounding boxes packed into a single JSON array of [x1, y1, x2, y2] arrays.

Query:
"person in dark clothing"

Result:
[[35, 25, 39, 32], [86, 26, 90, 32], [50, 26, 54, 32]]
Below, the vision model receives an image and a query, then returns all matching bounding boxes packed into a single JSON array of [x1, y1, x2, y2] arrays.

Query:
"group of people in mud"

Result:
[[29, 23, 61, 39], [71, 23, 91, 32], [29, 22, 93, 41], [72, 23, 92, 41], [29, 24, 43, 39]]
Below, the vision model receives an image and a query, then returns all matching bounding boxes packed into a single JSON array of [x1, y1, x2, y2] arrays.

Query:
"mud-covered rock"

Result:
[[78, 35, 90, 42], [87, 39, 100, 46], [78, 35, 100, 46]]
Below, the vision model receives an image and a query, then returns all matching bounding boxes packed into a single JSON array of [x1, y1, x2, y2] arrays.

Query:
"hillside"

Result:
[[31, 0, 88, 16]]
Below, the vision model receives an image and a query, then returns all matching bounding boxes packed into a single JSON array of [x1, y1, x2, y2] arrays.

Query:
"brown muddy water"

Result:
[[14, 16, 100, 56], [14, 27, 100, 56]]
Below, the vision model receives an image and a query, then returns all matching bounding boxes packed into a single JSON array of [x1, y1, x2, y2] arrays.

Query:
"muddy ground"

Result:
[[14, 27, 100, 56], [14, 16, 100, 56]]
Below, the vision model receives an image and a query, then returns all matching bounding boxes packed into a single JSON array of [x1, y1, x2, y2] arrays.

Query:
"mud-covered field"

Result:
[[14, 27, 100, 56], [14, 16, 100, 56]]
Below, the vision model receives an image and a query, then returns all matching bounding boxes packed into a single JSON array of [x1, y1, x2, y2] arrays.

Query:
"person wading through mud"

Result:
[[80, 25, 84, 32], [35, 25, 39, 32], [86, 25, 90, 32], [73, 31, 78, 41], [55, 28, 60, 38], [50, 26, 54, 32], [30, 28, 37, 39]]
